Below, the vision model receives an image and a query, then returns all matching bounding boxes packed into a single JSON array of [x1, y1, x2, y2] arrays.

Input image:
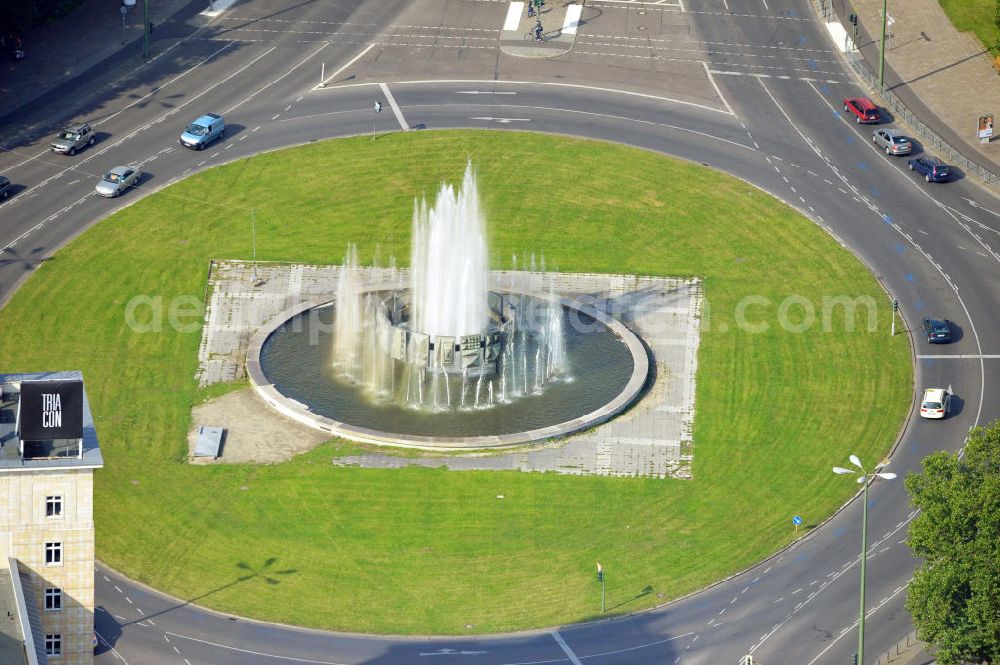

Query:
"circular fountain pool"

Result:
[[248, 295, 647, 448]]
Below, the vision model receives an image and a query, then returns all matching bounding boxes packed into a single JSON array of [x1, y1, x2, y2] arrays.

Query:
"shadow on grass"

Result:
[[605, 584, 655, 613], [120, 557, 298, 627]]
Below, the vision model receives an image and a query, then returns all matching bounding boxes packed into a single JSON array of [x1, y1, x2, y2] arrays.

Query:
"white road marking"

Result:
[[918, 354, 1000, 359], [96, 630, 132, 665], [551, 631, 584, 665], [469, 116, 531, 123], [164, 632, 350, 664], [701, 61, 735, 116], [504, 2, 525, 31], [321, 78, 735, 116], [379, 82, 409, 130], [225, 43, 327, 113], [318, 42, 375, 88], [563, 4, 584, 34]]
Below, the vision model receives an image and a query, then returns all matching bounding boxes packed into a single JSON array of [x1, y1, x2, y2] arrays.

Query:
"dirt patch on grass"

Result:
[[188, 388, 329, 464]]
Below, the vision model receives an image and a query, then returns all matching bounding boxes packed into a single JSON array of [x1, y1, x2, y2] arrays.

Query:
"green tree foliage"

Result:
[[905, 421, 1000, 665]]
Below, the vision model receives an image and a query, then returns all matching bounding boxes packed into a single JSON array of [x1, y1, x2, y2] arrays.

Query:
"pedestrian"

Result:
[[527, 3, 535, 17]]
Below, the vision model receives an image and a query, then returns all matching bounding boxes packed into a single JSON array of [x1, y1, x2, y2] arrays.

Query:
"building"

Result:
[[0, 372, 103, 665]]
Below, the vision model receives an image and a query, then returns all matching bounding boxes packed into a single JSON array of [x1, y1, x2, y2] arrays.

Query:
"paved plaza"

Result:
[[196, 261, 701, 478]]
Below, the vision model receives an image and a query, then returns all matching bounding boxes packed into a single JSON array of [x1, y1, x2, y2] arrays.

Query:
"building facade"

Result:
[[0, 372, 103, 665]]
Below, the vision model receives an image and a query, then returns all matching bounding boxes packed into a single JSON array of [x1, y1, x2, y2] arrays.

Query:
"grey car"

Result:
[[51, 122, 96, 155], [95, 166, 140, 197], [872, 128, 912, 155]]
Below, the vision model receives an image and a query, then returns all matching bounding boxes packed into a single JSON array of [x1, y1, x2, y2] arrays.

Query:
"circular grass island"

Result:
[[0, 131, 911, 634]]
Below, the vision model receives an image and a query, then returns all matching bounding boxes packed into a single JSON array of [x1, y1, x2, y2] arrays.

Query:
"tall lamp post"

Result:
[[878, 0, 889, 87], [833, 455, 896, 665]]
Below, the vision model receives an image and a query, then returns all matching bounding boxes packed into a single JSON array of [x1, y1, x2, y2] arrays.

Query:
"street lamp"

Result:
[[833, 455, 896, 665], [878, 0, 888, 87]]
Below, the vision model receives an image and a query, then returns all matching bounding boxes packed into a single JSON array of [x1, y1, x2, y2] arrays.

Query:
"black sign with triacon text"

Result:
[[19, 380, 84, 440]]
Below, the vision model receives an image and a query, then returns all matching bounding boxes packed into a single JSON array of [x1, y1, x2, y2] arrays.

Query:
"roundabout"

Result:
[[0, 130, 909, 634], [0, 0, 995, 662]]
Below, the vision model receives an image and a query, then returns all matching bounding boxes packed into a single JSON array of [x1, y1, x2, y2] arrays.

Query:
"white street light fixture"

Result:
[[833, 456, 896, 665]]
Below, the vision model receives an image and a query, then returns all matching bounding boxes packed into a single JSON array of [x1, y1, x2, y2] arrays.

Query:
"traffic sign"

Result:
[[792, 515, 803, 526]]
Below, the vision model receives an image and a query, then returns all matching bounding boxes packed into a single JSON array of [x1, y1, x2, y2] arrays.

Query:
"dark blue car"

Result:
[[922, 317, 951, 343], [908, 156, 951, 182]]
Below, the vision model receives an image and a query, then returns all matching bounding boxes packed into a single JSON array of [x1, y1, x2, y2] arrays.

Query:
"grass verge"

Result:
[[0, 131, 911, 634], [939, 0, 1000, 53]]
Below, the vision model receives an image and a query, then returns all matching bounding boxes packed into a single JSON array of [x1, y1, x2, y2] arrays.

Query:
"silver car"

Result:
[[872, 128, 912, 155], [95, 166, 140, 198]]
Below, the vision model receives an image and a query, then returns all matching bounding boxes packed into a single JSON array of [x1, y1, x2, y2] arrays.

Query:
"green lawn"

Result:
[[939, 0, 1000, 52], [0, 131, 911, 634]]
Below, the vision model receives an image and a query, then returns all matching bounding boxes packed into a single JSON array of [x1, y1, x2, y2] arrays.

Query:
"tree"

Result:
[[905, 421, 1000, 665]]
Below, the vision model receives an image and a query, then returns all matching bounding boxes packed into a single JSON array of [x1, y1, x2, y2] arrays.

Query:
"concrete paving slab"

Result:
[[196, 261, 700, 477]]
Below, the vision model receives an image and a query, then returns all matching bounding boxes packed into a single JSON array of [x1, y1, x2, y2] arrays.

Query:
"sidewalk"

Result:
[[0, 0, 208, 131], [841, 0, 1000, 176]]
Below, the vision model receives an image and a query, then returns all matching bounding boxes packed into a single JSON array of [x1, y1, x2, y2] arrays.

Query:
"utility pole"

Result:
[[143, 0, 150, 59], [878, 0, 888, 86], [250, 208, 259, 285]]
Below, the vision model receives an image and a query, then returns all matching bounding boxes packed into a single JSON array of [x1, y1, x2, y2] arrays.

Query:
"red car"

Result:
[[843, 97, 880, 124]]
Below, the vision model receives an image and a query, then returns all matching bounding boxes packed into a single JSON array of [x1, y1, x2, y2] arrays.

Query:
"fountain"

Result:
[[252, 164, 648, 447], [328, 163, 568, 412]]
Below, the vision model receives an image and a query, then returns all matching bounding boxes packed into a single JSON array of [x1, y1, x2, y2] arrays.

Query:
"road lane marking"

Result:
[[225, 42, 327, 113], [549, 630, 583, 665], [562, 4, 583, 34], [164, 632, 349, 664], [503, 2, 524, 31], [701, 61, 735, 115], [318, 42, 375, 88], [379, 83, 409, 130], [319, 78, 735, 115], [918, 354, 1000, 359]]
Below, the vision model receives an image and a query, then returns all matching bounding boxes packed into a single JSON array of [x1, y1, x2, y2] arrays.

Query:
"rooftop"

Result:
[[0, 371, 103, 472]]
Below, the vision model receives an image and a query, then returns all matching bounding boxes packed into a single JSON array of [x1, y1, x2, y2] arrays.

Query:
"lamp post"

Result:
[[878, 0, 888, 87], [833, 455, 896, 665]]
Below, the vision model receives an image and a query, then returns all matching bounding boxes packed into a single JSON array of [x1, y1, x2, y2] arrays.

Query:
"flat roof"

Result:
[[0, 371, 103, 472]]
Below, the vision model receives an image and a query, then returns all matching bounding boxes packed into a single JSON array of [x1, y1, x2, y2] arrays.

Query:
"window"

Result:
[[44, 542, 62, 565], [45, 634, 61, 656], [44, 588, 62, 611], [46, 495, 62, 518]]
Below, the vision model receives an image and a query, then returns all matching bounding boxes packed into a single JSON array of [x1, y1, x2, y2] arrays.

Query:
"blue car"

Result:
[[907, 155, 951, 182], [179, 113, 225, 150]]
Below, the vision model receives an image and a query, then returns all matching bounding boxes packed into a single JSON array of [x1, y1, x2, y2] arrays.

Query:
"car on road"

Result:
[[843, 97, 880, 124], [95, 165, 140, 198], [919, 387, 951, 419], [922, 317, 952, 343], [0, 175, 10, 200], [179, 113, 225, 150], [908, 155, 951, 182], [50, 122, 95, 155], [872, 128, 912, 155]]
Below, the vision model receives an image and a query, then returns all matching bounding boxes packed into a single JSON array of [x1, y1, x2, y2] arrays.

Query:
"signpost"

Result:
[[978, 114, 994, 144], [792, 515, 803, 535], [373, 100, 383, 140], [596, 562, 605, 613]]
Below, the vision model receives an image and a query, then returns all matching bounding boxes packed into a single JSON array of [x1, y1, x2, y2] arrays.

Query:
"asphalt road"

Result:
[[1, 0, 997, 663]]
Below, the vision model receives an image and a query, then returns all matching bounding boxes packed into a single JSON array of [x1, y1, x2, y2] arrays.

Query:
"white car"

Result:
[[95, 165, 140, 198], [919, 387, 951, 419]]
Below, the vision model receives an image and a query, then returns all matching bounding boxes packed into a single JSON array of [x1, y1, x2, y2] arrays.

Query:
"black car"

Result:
[[922, 317, 951, 343], [0, 175, 10, 199]]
